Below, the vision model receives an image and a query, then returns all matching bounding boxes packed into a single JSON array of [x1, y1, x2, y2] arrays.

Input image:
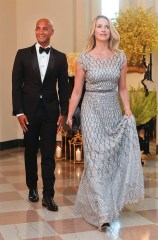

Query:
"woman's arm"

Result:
[[67, 62, 85, 127], [118, 64, 132, 117]]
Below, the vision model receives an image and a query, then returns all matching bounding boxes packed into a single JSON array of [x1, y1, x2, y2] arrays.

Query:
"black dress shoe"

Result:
[[98, 223, 110, 230], [42, 196, 58, 211], [28, 188, 39, 202], [101, 223, 110, 227]]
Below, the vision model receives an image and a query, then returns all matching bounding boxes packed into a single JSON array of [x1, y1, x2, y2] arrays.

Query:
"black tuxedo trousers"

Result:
[[24, 99, 59, 197]]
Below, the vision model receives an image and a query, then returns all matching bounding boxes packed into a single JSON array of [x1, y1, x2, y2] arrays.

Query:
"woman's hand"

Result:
[[66, 118, 73, 128], [125, 109, 132, 117]]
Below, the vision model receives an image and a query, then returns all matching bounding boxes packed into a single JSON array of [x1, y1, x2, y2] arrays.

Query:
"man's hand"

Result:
[[18, 115, 29, 132], [57, 115, 66, 132]]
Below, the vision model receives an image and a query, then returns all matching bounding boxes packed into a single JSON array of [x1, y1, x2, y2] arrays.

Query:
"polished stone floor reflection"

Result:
[[0, 147, 158, 240]]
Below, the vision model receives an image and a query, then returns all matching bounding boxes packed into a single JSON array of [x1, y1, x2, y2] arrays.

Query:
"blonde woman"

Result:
[[67, 15, 144, 229]]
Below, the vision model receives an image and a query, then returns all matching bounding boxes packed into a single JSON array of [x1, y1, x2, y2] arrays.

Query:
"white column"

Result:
[[154, 0, 158, 149], [74, 0, 102, 52], [0, 0, 18, 143], [120, 0, 155, 10]]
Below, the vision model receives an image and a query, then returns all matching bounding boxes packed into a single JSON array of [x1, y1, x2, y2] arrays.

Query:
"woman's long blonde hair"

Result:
[[84, 15, 120, 52]]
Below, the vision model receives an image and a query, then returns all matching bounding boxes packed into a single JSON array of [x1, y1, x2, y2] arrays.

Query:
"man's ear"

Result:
[[51, 29, 54, 36]]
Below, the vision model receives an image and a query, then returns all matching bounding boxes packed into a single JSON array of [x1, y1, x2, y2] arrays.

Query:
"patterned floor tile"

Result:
[[55, 186, 78, 195], [0, 178, 8, 184], [0, 233, 4, 240], [64, 195, 76, 204], [0, 210, 43, 225], [0, 169, 25, 176], [144, 179, 158, 188], [28, 237, 62, 240], [60, 230, 120, 240], [126, 198, 158, 211], [0, 192, 24, 201], [136, 209, 158, 223], [36, 206, 76, 221], [0, 200, 33, 213], [0, 184, 17, 193], [0, 147, 158, 240], [47, 218, 96, 234], [0, 165, 24, 172], [119, 224, 158, 240], [12, 182, 29, 191], [0, 221, 57, 240], [145, 187, 158, 198], [112, 212, 153, 228]]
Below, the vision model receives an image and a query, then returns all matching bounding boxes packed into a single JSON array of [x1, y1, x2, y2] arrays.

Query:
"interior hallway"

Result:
[[0, 147, 158, 240]]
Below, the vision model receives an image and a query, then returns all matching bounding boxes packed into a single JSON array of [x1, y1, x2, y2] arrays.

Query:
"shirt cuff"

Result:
[[16, 113, 24, 117]]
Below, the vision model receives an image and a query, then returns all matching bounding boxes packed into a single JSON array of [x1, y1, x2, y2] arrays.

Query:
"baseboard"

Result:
[[0, 139, 24, 150]]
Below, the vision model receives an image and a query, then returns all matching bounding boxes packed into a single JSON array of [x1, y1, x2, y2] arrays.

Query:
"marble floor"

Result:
[[0, 147, 158, 240]]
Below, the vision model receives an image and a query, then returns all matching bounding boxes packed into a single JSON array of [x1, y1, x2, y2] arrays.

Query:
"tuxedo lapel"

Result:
[[31, 45, 42, 84], [43, 47, 55, 83]]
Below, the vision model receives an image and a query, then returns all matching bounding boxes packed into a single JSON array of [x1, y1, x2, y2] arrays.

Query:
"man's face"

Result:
[[35, 19, 54, 47]]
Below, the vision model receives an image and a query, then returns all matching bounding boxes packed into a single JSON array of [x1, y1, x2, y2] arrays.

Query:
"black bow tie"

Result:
[[39, 46, 50, 54]]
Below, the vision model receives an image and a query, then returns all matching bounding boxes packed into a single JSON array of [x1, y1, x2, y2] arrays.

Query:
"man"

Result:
[[12, 18, 69, 211]]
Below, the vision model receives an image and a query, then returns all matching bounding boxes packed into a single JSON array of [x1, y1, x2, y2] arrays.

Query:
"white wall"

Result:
[[0, 0, 18, 142], [16, 0, 74, 52], [120, 0, 155, 9]]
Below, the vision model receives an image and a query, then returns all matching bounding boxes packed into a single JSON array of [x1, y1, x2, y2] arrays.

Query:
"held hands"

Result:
[[57, 115, 66, 132], [18, 115, 29, 132], [66, 118, 73, 128]]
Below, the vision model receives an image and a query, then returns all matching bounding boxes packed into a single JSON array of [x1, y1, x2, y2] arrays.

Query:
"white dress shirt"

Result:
[[35, 42, 51, 82]]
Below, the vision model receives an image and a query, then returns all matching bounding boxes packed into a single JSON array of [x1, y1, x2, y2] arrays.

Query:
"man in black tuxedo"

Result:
[[12, 18, 69, 211]]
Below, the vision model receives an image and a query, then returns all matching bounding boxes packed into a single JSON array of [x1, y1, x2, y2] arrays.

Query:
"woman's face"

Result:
[[94, 17, 111, 42]]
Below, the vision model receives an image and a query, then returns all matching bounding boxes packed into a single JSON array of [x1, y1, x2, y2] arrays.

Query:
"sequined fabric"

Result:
[[74, 50, 144, 227]]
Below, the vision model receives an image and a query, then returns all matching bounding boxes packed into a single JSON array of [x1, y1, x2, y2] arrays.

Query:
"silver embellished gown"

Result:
[[74, 50, 144, 227]]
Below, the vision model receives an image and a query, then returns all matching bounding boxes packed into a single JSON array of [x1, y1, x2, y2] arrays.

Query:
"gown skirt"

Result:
[[74, 90, 144, 227]]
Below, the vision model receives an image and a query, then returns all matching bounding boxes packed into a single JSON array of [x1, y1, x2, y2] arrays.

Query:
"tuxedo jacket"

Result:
[[12, 44, 69, 121]]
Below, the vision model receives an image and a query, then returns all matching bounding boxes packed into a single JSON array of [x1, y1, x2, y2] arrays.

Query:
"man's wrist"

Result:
[[16, 113, 24, 117]]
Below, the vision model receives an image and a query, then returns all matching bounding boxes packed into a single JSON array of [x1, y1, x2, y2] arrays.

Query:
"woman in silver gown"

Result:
[[67, 15, 144, 229]]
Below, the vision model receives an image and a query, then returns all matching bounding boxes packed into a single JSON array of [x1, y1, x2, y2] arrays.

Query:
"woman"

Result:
[[67, 15, 144, 229]]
